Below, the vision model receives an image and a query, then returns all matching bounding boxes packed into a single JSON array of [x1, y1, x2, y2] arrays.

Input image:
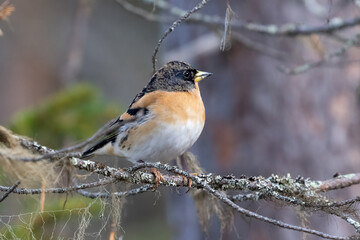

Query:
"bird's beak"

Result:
[[194, 70, 212, 82]]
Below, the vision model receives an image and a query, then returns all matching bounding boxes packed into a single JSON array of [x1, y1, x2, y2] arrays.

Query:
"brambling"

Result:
[[81, 61, 211, 172]]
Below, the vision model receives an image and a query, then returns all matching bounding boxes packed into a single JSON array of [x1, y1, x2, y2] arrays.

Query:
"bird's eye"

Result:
[[183, 70, 192, 80]]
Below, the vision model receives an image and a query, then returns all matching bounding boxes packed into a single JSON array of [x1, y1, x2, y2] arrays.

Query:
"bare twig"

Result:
[[116, 0, 172, 23], [120, 0, 360, 36], [118, 0, 287, 58], [334, 212, 360, 233], [315, 173, 360, 191], [0, 180, 20, 202], [0, 178, 115, 195], [219, 0, 234, 51], [279, 33, 360, 74], [151, 0, 211, 73], [116, 0, 287, 61]]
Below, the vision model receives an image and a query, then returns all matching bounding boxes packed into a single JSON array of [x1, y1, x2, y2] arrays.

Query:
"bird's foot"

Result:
[[181, 173, 197, 193], [150, 167, 165, 188]]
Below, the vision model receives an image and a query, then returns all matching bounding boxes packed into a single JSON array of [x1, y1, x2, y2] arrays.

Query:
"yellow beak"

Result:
[[194, 70, 212, 82]]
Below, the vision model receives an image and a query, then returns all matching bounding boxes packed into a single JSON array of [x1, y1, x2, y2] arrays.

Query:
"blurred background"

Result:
[[1, 0, 360, 239]]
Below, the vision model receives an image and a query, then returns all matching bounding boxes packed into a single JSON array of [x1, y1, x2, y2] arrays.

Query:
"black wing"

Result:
[[81, 107, 150, 158], [81, 117, 124, 158]]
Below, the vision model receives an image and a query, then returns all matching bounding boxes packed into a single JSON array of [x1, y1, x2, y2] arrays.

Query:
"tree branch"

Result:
[[0, 179, 115, 195], [116, 0, 288, 61], [77, 184, 155, 199], [0, 126, 359, 239], [279, 33, 360, 74], [315, 173, 360, 192], [118, 0, 360, 37], [0, 180, 20, 202], [151, 0, 210, 73]]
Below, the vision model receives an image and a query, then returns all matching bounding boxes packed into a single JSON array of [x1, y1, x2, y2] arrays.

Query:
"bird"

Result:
[[81, 61, 211, 184]]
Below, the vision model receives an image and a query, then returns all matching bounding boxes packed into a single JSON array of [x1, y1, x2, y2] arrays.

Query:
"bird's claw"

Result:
[[150, 167, 165, 188], [182, 173, 197, 193]]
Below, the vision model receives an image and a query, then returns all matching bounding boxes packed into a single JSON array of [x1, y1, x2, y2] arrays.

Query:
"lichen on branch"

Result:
[[0, 125, 359, 239]]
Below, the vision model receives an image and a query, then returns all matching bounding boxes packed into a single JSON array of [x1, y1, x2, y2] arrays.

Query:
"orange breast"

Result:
[[150, 86, 205, 124], [121, 84, 205, 124]]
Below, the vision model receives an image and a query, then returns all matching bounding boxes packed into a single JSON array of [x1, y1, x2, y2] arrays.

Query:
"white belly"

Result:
[[115, 120, 204, 163]]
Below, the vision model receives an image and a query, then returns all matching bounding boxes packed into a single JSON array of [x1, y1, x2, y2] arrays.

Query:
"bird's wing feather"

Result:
[[82, 89, 161, 158], [81, 104, 152, 158], [81, 117, 126, 158], [120, 90, 161, 120]]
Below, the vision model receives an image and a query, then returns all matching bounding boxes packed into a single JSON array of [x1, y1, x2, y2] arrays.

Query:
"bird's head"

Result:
[[146, 61, 212, 92]]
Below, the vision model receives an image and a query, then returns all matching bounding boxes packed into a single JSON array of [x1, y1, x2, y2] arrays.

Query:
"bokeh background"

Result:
[[1, 0, 360, 239]]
